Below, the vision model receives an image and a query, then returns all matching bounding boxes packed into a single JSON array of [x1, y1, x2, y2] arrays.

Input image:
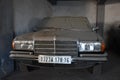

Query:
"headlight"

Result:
[[12, 40, 34, 50], [78, 41, 105, 52]]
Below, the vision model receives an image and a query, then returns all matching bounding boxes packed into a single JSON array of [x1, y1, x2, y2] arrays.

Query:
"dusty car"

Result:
[[10, 16, 107, 73]]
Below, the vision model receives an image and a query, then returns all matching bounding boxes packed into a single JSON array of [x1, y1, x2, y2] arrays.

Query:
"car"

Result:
[[10, 16, 107, 73]]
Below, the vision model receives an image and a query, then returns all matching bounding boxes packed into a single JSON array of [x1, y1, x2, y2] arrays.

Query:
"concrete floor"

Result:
[[3, 52, 120, 80]]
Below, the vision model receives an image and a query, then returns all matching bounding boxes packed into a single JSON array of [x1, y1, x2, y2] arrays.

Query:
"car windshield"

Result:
[[39, 17, 92, 31], [39, 27, 91, 32]]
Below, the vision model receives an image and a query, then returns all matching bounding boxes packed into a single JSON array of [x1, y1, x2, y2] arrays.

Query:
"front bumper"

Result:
[[9, 51, 108, 62]]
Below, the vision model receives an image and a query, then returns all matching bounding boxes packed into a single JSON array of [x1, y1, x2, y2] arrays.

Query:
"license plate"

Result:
[[38, 55, 72, 64]]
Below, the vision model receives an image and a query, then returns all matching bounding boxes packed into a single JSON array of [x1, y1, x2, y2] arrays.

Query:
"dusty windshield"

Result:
[[40, 27, 91, 32], [39, 17, 92, 31]]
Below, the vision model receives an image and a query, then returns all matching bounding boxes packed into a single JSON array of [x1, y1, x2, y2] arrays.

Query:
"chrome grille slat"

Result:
[[35, 41, 53, 44], [35, 48, 77, 50], [34, 40, 77, 55]]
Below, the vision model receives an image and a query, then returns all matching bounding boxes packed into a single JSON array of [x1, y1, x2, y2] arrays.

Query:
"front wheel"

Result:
[[18, 61, 29, 72], [88, 63, 102, 75]]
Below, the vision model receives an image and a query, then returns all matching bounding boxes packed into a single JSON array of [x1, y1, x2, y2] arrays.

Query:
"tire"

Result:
[[18, 61, 29, 72], [92, 63, 102, 75], [87, 63, 102, 75]]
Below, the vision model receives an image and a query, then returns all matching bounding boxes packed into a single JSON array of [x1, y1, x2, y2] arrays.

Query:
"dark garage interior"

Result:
[[0, 0, 120, 80]]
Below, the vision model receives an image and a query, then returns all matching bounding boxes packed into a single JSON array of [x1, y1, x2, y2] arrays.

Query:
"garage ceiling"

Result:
[[48, 0, 107, 5], [48, 0, 120, 5]]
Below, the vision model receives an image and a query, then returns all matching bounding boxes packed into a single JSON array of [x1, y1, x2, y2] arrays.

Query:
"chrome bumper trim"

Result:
[[80, 52, 108, 57], [72, 57, 107, 61], [10, 51, 107, 62], [10, 51, 33, 55], [10, 54, 38, 60]]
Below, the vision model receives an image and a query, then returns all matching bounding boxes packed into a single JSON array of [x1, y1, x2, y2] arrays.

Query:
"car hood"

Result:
[[15, 29, 103, 41]]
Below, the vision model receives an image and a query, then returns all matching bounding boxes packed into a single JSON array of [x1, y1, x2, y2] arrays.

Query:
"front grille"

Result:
[[34, 40, 77, 55]]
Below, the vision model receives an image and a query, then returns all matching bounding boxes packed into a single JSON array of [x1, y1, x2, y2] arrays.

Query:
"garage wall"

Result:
[[105, 2, 120, 32], [0, 0, 14, 78], [0, 0, 13, 35], [14, 0, 97, 36], [13, 0, 120, 35], [52, 1, 120, 33], [52, 1, 97, 25], [13, 0, 52, 35]]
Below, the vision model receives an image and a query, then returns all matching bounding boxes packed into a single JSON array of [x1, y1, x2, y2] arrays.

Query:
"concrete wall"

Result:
[[13, 0, 52, 35], [0, 0, 14, 78], [0, 0, 13, 35], [52, 1, 97, 25], [14, 0, 97, 36], [105, 2, 120, 32], [13, 0, 120, 35], [52, 1, 120, 34]]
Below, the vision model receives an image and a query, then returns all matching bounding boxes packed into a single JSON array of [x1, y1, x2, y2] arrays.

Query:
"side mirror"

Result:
[[92, 26, 99, 32]]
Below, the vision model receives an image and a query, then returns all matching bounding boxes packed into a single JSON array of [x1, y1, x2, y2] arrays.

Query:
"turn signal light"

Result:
[[101, 42, 106, 52], [12, 40, 15, 49]]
